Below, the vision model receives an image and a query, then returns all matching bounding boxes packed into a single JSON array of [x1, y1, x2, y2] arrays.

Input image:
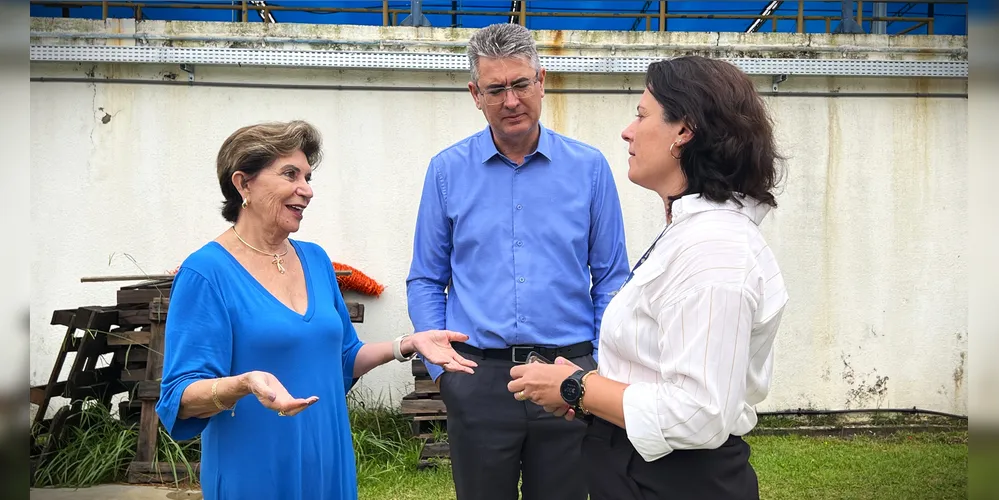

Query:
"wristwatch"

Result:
[[559, 369, 588, 411], [393, 334, 416, 362]]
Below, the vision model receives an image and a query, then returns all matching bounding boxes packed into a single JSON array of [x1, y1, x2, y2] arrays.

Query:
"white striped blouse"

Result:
[[597, 193, 789, 462]]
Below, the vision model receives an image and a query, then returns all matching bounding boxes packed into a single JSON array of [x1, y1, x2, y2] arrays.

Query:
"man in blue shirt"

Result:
[[406, 23, 630, 500]]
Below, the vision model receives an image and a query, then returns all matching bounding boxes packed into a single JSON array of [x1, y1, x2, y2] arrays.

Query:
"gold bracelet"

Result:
[[578, 369, 598, 415], [212, 379, 236, 417]]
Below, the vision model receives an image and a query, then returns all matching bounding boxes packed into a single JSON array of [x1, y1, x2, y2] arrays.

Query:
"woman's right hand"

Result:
[[240, 371, 318, 417]]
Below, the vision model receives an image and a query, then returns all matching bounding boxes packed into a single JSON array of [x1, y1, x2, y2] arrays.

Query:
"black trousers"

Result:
[[439, 353, 597, 500], [582, 417, 760, 500]]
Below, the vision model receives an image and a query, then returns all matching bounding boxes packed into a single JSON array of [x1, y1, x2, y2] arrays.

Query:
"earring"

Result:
[[669, 141, 682, 160], [241, 198, 249, 209]]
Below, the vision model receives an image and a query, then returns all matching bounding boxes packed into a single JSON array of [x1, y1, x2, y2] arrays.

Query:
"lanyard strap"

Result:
[[622, 223, 671, 287]]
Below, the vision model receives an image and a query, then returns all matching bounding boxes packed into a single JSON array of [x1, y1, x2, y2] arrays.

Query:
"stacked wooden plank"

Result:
[[400, 359, 449, 469], [29, 304, 127, 480]]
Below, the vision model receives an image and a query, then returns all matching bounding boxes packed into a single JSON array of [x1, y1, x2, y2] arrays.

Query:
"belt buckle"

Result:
[[511, 346, 532, 364]]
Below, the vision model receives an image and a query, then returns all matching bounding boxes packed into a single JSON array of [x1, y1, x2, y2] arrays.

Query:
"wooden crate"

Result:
[[400, 359, 450, 468], [30, 306, 131, 475]]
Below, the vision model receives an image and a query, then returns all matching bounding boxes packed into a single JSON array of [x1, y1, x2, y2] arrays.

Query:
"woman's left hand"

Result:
[[408, 330, 478, 374], [507, 357, 582, 412]]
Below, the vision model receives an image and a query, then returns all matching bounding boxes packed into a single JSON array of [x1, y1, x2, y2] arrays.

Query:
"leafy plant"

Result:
[[347, 390, 423, 482]]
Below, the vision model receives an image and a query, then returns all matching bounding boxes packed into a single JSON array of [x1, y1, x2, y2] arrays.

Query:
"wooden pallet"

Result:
[[400, 359, 450, 469], [30, 306, 131, 476]]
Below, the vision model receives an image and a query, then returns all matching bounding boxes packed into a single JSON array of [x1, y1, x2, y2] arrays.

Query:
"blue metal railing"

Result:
[[28, 1, 969, 36]]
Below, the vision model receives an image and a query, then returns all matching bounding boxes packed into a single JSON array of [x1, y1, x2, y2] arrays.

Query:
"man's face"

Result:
[[468, 56, 546, 143]]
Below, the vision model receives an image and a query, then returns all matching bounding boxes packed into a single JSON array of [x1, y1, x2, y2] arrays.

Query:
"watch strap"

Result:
[[393, 334, 416, 362]]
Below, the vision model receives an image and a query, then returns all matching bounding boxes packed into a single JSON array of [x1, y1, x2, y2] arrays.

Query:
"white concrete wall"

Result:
[[29, 20, 969, 415]]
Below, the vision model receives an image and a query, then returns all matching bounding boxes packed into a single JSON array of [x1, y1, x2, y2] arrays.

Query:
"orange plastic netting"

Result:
[[165, 262, 385, 298], [333, 262, 385, 297]]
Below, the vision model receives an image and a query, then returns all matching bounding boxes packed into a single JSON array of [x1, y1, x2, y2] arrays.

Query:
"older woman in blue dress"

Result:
[[155, 120, 477, 500]]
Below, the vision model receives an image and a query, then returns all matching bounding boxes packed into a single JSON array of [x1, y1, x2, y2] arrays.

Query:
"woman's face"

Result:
[[620, 88, 688, 194], [235, 149, 314, 234]]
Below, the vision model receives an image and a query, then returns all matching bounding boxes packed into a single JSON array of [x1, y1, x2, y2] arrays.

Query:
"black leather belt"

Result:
[[451, 341, 593, 364]]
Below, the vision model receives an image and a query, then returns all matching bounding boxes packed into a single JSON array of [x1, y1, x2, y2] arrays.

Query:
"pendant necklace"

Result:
[[231, 226, 290, 274]]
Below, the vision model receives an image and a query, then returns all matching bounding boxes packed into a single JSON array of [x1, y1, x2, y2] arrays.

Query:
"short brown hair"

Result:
[[645, 56, 784, 208], [216, 120, 323, 223]]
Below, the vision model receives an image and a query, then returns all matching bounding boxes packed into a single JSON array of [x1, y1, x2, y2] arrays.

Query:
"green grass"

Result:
[[359, 466, 455, 500], [354, 431, 968, 500], [32, 399, 968, 500], [748, 432, 967, 500]]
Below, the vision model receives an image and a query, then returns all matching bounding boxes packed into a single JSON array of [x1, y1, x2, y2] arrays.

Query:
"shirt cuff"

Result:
[[423, 356, 445, 382], [622, 382, 674, 462]]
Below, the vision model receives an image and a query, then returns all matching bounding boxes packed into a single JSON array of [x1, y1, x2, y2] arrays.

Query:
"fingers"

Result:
[[454, 353, 478, 368], [441, 358, 475, 374], [564, 408, 576, 421], [444, 330, 470, 342], [554, 356, 579, 370], [506, 378, 526, 395], [441, 352, 477, 372], [247, 375, 277, 402], [509, 364, 529, 379], [274, 396, 319, 416]]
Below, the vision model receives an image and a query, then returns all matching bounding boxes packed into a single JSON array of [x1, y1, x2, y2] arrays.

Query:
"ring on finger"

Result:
[[277, 410, 287, 417]]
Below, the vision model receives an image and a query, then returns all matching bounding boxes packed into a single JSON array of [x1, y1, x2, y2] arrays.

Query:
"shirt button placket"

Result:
[[513, 169, 524, 334]]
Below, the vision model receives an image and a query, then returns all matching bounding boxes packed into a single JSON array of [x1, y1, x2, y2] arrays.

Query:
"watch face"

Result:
[[560, 380, 581, 403]]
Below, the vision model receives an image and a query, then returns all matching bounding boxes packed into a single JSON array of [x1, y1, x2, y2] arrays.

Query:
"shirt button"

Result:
[[516, 240, 523, 247], [518, 277, 526, 283], [516, 204, 523, 210], [519, 316, 526, 322]]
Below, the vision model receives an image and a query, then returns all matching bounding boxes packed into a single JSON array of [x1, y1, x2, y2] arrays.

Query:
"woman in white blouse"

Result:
[[507, 55, 788, 500]]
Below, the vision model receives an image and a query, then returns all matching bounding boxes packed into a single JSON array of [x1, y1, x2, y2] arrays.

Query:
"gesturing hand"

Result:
[[409, 330, 478, 374], [241, 371, 318, 417]]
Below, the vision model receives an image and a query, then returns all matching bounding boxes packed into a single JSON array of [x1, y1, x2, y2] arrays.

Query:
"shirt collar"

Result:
[[671, 193, 772, 226], [477, 122, 553, 164]]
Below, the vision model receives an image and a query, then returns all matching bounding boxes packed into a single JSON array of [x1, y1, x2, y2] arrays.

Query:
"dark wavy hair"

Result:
[[645, 56, 784, 208]]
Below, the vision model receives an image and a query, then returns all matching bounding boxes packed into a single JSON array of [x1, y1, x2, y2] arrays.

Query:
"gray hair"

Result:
[[467, 23, 541, 83]]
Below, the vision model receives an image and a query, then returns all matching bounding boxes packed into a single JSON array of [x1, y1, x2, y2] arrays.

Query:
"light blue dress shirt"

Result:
[[406, 123, 630, 381]]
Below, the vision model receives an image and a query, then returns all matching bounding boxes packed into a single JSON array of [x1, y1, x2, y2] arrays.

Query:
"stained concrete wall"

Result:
[[29, 19, 968, 415]]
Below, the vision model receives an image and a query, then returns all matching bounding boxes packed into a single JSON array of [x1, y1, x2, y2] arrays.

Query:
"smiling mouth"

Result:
[[286, 204, 306, 216]]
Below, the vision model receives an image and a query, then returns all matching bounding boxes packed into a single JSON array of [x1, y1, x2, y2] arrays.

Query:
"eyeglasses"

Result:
[[476, 74, 540, 106]]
